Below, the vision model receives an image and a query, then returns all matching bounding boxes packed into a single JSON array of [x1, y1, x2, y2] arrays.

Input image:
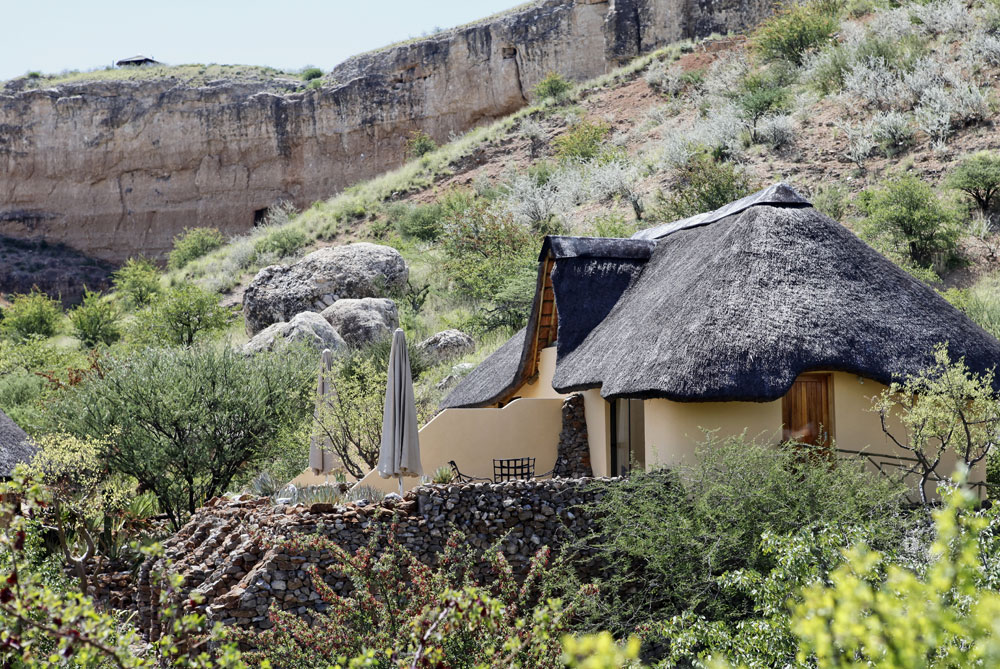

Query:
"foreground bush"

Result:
[[46, 344, 315, 527], [566, 435, 907, 635], [0, 290, 62, 340], [168, 227, 225, 270]]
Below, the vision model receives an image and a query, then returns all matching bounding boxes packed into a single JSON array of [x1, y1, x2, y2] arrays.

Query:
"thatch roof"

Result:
[[0, 410, 35, 478], [442, 184, 1000, 408]]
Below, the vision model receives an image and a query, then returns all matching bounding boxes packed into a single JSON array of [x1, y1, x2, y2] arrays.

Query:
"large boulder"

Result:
[[321, 298, 399, 347], [242, 311, 346, 354], [418, 329, 476, 365], [243, 243, 408, 334]]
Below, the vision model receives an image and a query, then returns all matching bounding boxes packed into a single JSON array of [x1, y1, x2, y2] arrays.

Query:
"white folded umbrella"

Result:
[[377, 329, 422, 494]]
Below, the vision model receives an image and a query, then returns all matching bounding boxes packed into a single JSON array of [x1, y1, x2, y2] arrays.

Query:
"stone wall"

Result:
[[0, 0, 773, 264], [133, 477, 615, 639], [554, 394, 592, 477]]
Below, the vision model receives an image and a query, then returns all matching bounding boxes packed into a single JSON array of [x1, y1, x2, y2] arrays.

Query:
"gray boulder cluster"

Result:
[[241, 242, 474, 364]]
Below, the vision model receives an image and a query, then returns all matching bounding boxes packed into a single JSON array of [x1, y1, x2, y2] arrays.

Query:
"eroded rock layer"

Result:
[[0, 0, 771, 263]]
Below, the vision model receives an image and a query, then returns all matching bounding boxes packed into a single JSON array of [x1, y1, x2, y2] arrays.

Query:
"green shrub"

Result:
[[405, 130, 437, 158], [46, 344, 315, 527], [68, 289, 120, 347], [553, 120, 611, 162], [947, 151, 1000, 214], [129, 283, 232, 347], [858, 174, 962, 268], [567, 434, 907, 635], [300, 66, 323, 81], [253, 225, 307, 259], [534, 71, 572, 101], [584, 212, 639, 238], [752, 0, 840, 65], [651, 153, 756, 221], [812, 183, 850, 220], [112, 257, 160, 308], [735, 71, 788, 143], [167, 227, 224, 270], [0, 290, 62, 340]]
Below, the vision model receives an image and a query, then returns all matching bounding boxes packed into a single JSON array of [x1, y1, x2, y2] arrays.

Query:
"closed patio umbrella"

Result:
[[309, 348, 336, 476], [377, 329, 422, 495]]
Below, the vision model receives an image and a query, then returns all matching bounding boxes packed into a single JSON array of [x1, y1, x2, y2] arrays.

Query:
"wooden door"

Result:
[[782, 374, 832, 447]]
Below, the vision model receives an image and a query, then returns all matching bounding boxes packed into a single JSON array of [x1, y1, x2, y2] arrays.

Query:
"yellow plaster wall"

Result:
[[356, 397, 564, 494], [583, 388, 611, 476], [514, 347, 566, 400]]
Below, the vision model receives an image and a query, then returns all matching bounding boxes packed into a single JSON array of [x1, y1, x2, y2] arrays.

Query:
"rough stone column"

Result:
[[553, 393, 592, 478]]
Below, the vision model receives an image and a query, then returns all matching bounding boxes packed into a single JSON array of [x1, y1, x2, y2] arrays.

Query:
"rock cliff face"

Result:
[[0, 0, 771, 263]]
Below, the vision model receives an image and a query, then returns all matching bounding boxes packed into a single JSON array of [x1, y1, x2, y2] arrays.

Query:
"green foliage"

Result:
[[858, 174, 962, 268], [301, 66, 323, 81], [651, 154, 756, 221], [229, 529, 592, 668], [46, 344, 315, 527], [584, 212, 639, 239], [129, 283, 233, 347], [872, 345, 1000, 505], [253, 225, 307, 259], [534, 71, 573, 101], [112, 257, 161, 308], [68, 289, 120, 347], [0, 290, 62, 340], [961, 274, 1000, 340], [812, 183, 850, 221], [389, 189, 475, 242], [947, 151, 1000, 214], [432, 464, 455, 484], [568, 435, 906, 635], [554, 120, 611, 162], [752, 0, 840, 65], [405, 130, 438, 158], [736, 70, 788, 143], [168, 227, 225, 270]]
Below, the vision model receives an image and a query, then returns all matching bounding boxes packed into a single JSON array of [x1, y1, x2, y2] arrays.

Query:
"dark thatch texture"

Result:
[[440, 328, 527, 409], [553, 204, 1000, 400], [0, 409, 35, 478]]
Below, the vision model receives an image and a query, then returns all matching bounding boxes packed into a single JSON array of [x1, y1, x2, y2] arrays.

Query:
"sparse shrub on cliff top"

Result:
[[300, 66, 323, 81], [128, 283, 233, 347], [0, 290, 62, 340], [752, 0, 840, 65], [405, 130, 437, 158], [534, 71, 572, 101], [69, 289, 120, 347], [112, 257, 161, 308], [167, 226, 224, 270]]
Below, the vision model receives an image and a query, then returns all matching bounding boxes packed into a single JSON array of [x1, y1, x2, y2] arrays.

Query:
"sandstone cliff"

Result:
[[0, 0, 771, 264]]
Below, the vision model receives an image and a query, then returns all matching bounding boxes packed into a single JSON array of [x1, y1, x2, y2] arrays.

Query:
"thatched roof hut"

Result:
[[116, 55, 160, 67], [443, 184, 1000, 409], [0, 410, 35, 478]]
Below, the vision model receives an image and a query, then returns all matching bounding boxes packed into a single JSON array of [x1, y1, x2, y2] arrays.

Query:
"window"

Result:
[[781, 373, 833, 447], [610, 398, 645, 476]]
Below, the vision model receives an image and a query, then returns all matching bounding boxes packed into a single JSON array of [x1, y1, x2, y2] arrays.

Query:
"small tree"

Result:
[[167, 227, 224, 270], [47, 344, 315, 527], [0, 290, 61, 340], [652, 153, 756, 221], [112, 257, 161, 308], [947, 151, 1000, 214], [131, 283, 232, 346], [751, 0, 839, 65], [534, 71, 572, 101], [736, 73, 787, 143], [405, 130, 437, 158], [872, 345, 1000, 505], [69, 289, 120, 347]]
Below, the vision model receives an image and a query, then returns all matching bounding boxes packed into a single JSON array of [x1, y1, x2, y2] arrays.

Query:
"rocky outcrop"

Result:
[[242, 311, 346, 354], [242, 243, 408, 335], [0, 0, 773, 264], [320, 297, 398, 347], [418, 329, 476, 365]]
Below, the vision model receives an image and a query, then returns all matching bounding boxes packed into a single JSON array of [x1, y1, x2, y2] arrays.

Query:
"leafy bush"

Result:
[[758, 113, 797, 150], [129, 283, 232, 347], [870, 110, 914, 157], [947, 151, 1000, 214], [252, 225, 307, 259], [644, 60, 684, 96], [46, 344, 314, 527], [167, 227, 224, 270], [301, 66, 323, 81], [534, 71, 572, 101], [68, 289, 120, 347], [554, 120, 611, 162], [583, 212, 639, 239], [858, 173, 961, 267], [752, 1, 840, 65], [112, 257, 160, 308], [837, 119, 876, 170], [566, 434, 906, 635], [405, 130, 437, 158], [0, 290, 62, 340], [735, 71, 788, 143], [651, 154, 755, 221]]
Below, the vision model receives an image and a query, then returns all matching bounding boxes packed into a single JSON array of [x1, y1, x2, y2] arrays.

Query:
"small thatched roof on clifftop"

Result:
[[443, 184, 1000, 408]]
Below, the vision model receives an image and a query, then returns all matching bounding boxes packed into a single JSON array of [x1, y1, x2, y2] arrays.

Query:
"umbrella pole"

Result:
[[398, 475, 404, 496]]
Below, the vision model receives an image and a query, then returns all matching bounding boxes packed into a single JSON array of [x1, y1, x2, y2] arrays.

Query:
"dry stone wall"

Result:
[[134, 476, 616, 639], [0, 0, 772, 264]]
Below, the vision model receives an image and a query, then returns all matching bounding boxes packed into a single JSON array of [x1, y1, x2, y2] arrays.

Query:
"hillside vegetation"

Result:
[[6, 0, 1000, 666]]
